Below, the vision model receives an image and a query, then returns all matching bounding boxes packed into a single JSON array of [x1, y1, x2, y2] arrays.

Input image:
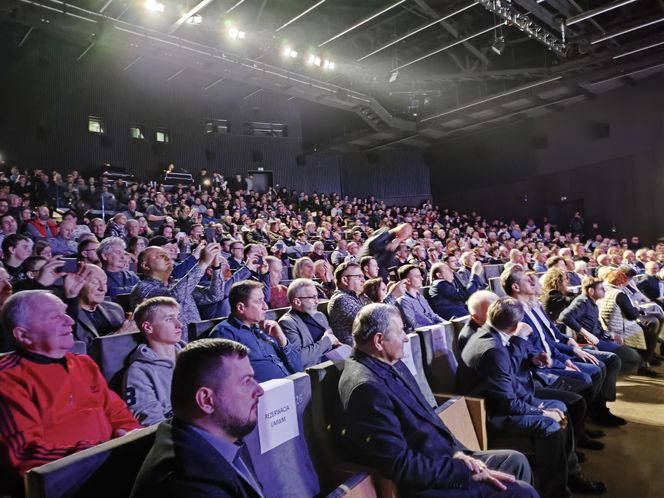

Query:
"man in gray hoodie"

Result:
[[123, 296, 184, 426]]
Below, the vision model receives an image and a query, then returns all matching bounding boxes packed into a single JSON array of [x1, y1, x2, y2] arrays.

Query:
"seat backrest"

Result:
[[25, 426, 158, 498], [415, 322, 458, 393], [90, 332, 142, 394], [483, 264, 503, 280], [244, 372, 320, 498], [317, 300, 330, 317], [187, 317, 225, 342], [401, 332, 437, 407], [267, 306, 291, 321], [114, 293, 132, 314], [436, 396, 483, 451], [70, 340, 87, 355], [489, 277, 506, 297]]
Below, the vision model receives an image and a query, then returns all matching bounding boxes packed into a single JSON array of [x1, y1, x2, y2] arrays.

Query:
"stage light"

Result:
[[322, 59, 335, 69], [328, 61, 335, 70], [283, 47, 298, 58], [314, 56, 321, 66], [145, 0, 164, 12], [187, 14, 202, 24], [491, 37, 506, 55], [307, 54, 316, 64], [229, 27, 246, 39]]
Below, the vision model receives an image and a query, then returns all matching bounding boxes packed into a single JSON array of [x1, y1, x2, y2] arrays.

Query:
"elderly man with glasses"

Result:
[[279, 278, 340, 368]]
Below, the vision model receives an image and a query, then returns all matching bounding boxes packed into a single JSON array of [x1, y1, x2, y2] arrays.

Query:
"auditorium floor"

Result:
[[578, 363, 664, 497]]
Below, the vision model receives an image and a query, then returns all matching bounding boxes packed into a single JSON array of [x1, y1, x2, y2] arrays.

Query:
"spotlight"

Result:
[[307, 54, 316, 64], [186, 13, 202, 24], [314, 56, 321, 66], [491, 37, 506, 55], [388, 70, 399, 83], [322, 59, 335, 70], [145, 0, 164, 12], [283, 47, 298, 58], [229, 27, 245, 39], [328, 61, 335, 70]]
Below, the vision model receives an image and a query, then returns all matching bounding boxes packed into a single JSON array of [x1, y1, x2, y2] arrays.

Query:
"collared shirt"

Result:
[[292, 309, 326, 343], [186, 424, 264, 498], [496, 329, 512, 348], [531, 304, 561, 343], [210, 316, 302, 382]]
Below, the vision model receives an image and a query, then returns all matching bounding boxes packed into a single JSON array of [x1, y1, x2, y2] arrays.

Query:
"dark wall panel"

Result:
[[426, 74, 664, 242]]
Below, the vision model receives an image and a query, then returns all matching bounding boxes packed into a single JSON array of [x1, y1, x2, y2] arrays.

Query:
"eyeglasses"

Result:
[[297, 295, 319, 300], [345, 274, 365, 279]]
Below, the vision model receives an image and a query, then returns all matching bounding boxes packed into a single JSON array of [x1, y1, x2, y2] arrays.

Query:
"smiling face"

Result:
[[15, 293, 75, 358], [80, 266, 108, 306]]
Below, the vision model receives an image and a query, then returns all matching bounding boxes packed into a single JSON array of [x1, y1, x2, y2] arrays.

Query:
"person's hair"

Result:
[[362, 277, 384, 303], [2, 234, 30, 255], [545, 255, 565, 269], [229, 280, 264, 312], [133, 296, 179, 333], [582, 276, 603, 295], [171, 338, 249, 418], [22, 255, 48, 274], [334, 261, 360, 286], [293, 257, 314, 279], [487, 297, 524, 331], [429, 262, 446, 282], [467, 290, 498, 316], [286, 278, 316, 304], [77, 239, 96, 255], [541, 268, 567, 294], [359, 256, 375, 273], [617, 265, 637, 279], [500, 265, 524, 296], [32, 239, 51, 257], [243, 243, 260, 259], [97, 236, 126, 263], [397, 263, 419, 281], [352, 303, 401, 344], [574, 260, 587, 272], [128, 236, 149, 253], [1, 290, 45, 337], [605, 269, 628, 286], [596, 266, 612, 281]]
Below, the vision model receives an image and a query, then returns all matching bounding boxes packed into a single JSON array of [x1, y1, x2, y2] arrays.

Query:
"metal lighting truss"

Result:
[[477, 0, 568, 57]]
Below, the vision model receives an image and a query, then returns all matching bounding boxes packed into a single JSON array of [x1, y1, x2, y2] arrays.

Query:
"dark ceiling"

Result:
[[2, 0, 664, 151]]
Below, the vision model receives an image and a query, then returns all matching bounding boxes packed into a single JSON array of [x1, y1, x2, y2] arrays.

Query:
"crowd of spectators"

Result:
[[1, 165, 663, 497]]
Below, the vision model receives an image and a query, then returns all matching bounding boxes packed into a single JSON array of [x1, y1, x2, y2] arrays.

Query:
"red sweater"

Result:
[[0, 351, 140, 478]]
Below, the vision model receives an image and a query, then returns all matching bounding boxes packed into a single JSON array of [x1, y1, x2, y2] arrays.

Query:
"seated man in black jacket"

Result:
[[428, 262, 481, 320], [338, 302, 537, 498], [131, 339, 265, 498]]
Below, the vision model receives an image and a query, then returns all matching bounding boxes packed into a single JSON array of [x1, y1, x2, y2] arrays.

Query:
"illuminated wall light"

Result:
[[307, 54, 316, 64], [145, 0, 165, 12], [328, 61, 335, 70], [314, 56, 321, 66]]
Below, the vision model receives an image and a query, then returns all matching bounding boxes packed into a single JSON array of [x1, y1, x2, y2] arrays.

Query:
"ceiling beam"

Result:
[[169, 0, 215, 34], [412, 0, 489, 65]]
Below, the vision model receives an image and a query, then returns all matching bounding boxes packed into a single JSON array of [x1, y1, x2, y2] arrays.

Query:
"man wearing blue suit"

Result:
[[502, 266, 622, 437], [458, 297, 607, 498], [338, 303, 538, 498]]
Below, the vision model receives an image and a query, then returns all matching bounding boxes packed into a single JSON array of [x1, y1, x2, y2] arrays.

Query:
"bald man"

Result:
[[70, 264, 138, 348]]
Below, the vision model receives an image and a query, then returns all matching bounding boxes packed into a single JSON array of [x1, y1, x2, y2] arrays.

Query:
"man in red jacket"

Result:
[[0, 290, 140, 494]]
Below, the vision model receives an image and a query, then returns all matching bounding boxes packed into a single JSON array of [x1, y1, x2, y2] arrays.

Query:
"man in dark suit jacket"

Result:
[[458, 297, 606, 498], [358, 223, 412, 282], [131, 339, 265, 498], [338, 303, 537, 498], [278, 278, 340, 368], [637, 262, 664, 304]]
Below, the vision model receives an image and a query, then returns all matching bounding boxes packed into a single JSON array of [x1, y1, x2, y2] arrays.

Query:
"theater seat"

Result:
[[187, 317, 225, 342], [326, 474, 377, 498], [484, 264, 504, 280], [489, 277, 506, 297], [415, 322, 458, 393], [317, 300, 330, 317], [24, 426, 158, 498], [265, 306, 290, 321], [114, 293, 132, 314], [90, 332, 142, 395], [245, 372, 320, 498]]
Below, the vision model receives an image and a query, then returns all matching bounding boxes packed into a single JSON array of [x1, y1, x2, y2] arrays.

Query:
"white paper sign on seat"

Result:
[[257, 378, 299, 454]]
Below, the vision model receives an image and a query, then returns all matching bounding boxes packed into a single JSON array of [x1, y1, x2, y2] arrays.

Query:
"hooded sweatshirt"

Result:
[[122, 342, 183, 426]]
